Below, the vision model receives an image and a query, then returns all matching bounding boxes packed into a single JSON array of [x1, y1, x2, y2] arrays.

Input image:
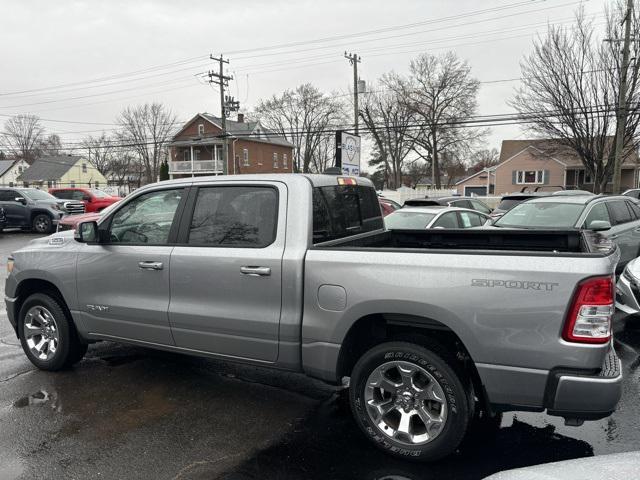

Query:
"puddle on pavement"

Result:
[[217, 392, 594, 480]]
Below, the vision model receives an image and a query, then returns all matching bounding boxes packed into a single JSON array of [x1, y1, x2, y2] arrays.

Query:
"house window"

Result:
[[95, 181, 100, 188], [584, 171, 593, 183], [243, 148, 249, 166], [18, 166, 23, 173], [198, 124, 204, 136], [273, 153, 278, 168], [82, 163, 87, 173], [194, 149, 200, 161], [283, 154, 288, 169], [70, 181, 76, 188], [47, 181, 53, 188], [516, 170, 544, 184], [183, 150, 190, 162]]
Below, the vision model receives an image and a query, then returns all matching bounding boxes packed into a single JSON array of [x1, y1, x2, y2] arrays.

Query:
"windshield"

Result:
[[496, 198, 524, 211], [494, 202, 584, 228], [90, 189, 111, 198], [385, 211, 436, 229], [21, 189, 56, 201]]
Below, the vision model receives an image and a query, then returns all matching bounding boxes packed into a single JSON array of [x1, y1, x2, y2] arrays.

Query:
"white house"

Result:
[[0, 159, 30, 187]]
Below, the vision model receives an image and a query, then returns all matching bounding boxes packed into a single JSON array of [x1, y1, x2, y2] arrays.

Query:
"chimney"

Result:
[[237, 113, 244, 123]]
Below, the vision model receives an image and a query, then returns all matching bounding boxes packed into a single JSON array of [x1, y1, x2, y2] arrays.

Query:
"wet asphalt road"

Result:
[[1, 231, 640, 480]]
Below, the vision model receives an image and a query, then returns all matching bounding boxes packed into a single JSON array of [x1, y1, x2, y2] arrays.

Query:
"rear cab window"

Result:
[[313, 185, 383, 243]]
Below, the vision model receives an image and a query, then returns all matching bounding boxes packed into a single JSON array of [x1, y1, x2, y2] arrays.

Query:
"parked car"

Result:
[[490, 194, 640, 270], [404, 196, 493, 215], [0, 187, 85, 233], [385, 205, 490, 230], [623, 188, 640, 200], [56, 200, 121, 232], [5, 174, 622, 461], [489, 193, 546, 220], [615, 256, 640, 315], [378, 196, 401, 216], [49, 187, 121, 213]]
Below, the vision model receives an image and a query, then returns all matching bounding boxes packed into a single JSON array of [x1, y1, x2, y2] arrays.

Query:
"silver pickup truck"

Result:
[[4, 174, 623, 461]]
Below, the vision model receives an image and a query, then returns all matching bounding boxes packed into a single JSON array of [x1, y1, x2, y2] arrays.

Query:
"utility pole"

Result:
[[344, 52, 361, 135], [609, 0, 634, 194], [208, 54, 233, 173]]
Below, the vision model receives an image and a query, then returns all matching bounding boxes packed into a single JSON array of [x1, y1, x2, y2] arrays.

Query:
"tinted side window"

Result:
[[0, 190, 16, 202], [188, 186, 277, 247], [451, 199, 472, 209], [51, 190, 70, 199], [470, 200, 492, 214], [628, 201, 640, 219], [108, 189, 183, 244], [432, 212, 460, 228], [607, 201, 633, 225], [583, 203, 611, 227]]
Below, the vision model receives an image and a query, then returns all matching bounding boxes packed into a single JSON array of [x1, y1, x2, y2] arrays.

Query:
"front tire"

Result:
[[18, 293, 86, 370], [349, 341, 472, 461], [32, 214, 53, 234]]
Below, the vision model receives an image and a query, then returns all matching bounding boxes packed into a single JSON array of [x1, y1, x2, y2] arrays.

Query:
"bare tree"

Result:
[[2, 114, 45, 164], [40, 133, 63, 156], [510, 5, 640, 193], [360, 76, 416, 189], [469, 147, 500, 172], [117, 103, 177, 183], [82, 133, 116, 176], [394, 52, 486, 188], [254, 84, 345, 173]]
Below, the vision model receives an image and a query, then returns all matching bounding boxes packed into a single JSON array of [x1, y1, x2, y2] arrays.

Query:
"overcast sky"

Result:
[[0, 0, 605, 161]]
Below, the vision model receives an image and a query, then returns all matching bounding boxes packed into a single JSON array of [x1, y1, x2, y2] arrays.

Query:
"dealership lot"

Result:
[[1, 230, 640, 480]]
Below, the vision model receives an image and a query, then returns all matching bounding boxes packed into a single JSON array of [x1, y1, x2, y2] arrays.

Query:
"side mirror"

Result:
[[75, 221, 99, 243], [587, 220, 611, 231], [14, 197, 26, 205]]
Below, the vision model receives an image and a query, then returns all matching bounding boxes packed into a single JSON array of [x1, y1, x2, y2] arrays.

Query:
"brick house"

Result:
[[168, 113, 294, 178], [456, 139, 640, 196]]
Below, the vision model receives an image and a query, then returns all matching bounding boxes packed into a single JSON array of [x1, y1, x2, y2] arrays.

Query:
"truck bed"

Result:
[[314, 229, 614, 256]]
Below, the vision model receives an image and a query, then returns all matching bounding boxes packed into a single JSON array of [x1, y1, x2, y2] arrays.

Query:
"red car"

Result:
[[49, 187, 121, 213], [56, 200, 121, 232]]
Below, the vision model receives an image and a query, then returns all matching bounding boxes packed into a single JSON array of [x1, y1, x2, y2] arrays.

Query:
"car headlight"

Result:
[[51, 204, 61, 211], [7, 257, 14, 275]]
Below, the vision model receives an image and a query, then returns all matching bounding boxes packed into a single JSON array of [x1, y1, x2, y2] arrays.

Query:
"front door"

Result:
[[0, 189, 28, 227], [76, 187, 186, 345], [606, 199, 640, 265], [168, 183, 285, 362]]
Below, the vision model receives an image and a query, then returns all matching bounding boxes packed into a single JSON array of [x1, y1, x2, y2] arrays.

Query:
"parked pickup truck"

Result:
[[4, 174, 623, 461]]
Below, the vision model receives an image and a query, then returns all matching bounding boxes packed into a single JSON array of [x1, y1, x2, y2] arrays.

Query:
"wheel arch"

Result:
[[13, 278, 74, 339]]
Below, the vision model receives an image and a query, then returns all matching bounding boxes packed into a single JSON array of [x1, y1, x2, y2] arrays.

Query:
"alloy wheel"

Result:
[[23, 306, 60, 361]]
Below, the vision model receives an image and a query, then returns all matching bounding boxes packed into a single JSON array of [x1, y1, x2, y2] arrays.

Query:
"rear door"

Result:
[[168, 182, 285, 362]]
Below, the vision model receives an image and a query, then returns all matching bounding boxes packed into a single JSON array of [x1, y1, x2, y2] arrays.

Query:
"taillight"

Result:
[[563, 276, 614, 344]]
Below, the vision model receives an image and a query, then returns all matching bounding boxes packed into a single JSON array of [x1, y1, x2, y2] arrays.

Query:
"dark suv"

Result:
[[0, 188, 85, 233]]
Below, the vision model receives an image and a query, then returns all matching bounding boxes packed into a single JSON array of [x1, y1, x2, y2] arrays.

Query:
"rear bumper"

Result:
[[546, 348, 622, 420]]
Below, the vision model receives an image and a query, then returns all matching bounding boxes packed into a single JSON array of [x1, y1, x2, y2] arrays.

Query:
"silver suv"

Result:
[[491, 194, 640, 270]]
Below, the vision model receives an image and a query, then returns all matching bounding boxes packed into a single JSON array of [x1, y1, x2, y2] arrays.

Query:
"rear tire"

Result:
[[18, 293, 86, 370], [32, 214, 53, 234], [349, 341, 472, 461]]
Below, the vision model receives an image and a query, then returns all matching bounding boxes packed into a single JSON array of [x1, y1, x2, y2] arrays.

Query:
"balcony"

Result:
[[169, 160, 225, 174]]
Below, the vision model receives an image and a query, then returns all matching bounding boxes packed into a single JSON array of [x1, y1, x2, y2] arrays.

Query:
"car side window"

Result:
[[459, 211, 484, 228], [432, 212, 460, 228], [606, 200, 634, 226], [583, 203, 611, 228], [108, 188, 183, 244], [470, 200, 492, 214], [71, 191, 86, 201], [53, 190, 71, 200], [0, 190, 15, 202], [187, 186, 277, 248], [451, 199, 472, 209], [628, 201, 640, 219]]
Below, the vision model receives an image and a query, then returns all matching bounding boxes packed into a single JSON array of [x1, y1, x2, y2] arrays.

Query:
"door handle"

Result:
[[138, 261, 163, 270], [240, 266, 271, 276]]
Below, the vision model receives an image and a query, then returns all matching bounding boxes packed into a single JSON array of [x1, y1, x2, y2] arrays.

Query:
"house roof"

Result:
[[19, 155, 83, 181], [499, 138, 639, 168], [0, 160, 16, 178], [172, 113, 295, 148]]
